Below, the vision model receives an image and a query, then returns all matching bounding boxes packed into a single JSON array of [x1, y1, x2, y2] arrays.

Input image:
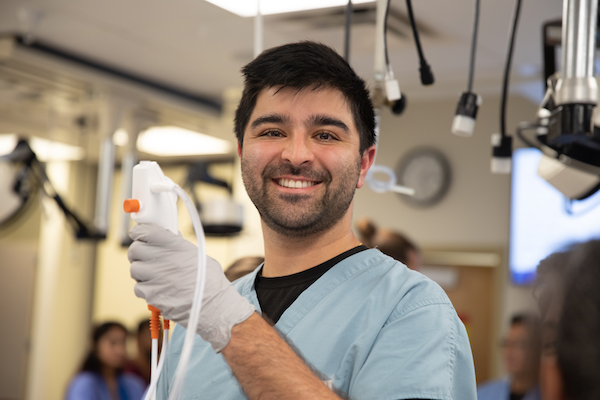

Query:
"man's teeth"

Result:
[[278, 178, 317, 189]]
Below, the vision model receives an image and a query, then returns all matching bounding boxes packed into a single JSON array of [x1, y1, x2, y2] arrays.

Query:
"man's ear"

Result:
[[237, 141, 242, 158], [356, 145, 376, 189]]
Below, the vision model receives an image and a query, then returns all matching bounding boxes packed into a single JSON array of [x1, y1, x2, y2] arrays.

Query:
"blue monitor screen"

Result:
[[509, 148, 600, 285]]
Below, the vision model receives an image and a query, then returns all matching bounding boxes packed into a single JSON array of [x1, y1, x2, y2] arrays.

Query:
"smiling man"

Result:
[[242, 88, 362, 240], [129, 41, 476, 400]]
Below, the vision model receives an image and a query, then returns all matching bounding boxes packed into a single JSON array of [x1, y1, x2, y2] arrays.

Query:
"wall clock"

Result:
[[395, 147, 451, 207]]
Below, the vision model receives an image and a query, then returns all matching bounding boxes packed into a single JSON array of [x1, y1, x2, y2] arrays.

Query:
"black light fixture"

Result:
[[517, 0, 600, 200], [0, 138, 103, 239]]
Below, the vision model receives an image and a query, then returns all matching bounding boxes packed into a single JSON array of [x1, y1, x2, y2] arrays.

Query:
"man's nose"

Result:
[[281, 135, 314, 166]]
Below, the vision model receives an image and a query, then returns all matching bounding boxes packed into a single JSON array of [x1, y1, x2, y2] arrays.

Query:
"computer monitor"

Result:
[[509, 147, 600, 284]]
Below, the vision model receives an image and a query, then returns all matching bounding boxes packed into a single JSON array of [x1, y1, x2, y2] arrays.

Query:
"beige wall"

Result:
[[0, 178, 42, 399], [354, 95, 522, 247], [24, 161, 98, 400]]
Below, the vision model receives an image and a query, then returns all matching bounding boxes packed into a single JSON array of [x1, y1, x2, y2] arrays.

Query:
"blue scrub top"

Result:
[[65, 371, 146, 400], [477, 379, 542, 400], [158, 249, 477, 400]]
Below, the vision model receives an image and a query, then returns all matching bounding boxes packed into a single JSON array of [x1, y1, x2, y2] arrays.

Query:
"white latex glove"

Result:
[[128, 223, 256, 352]]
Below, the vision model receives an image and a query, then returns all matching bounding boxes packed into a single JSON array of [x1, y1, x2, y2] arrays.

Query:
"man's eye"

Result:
[[261, 130, 283, 137], [316, 132, 336, 140]]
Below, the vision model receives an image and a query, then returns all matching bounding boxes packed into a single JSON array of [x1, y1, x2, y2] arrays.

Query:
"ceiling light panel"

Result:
[[136, 126, 232, 157], [206, 0, 375, 17]]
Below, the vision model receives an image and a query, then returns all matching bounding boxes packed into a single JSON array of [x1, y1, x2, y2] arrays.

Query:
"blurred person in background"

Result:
[[65, 321, 146, 400], [356, 218, 421, 270], [224, 256, 265, 282], [534, 240, 600, 400], [477, 313, 542, 400]]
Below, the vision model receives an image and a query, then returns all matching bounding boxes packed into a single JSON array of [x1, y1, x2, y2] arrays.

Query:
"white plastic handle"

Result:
[[366, 164, 415, 196]]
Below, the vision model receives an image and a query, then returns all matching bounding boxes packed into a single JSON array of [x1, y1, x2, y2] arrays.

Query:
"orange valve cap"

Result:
[[147, 305, 161, 340], [123, 199, 140, 213]]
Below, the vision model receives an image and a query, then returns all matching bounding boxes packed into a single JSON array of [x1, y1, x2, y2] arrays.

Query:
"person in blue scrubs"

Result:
[[129, 41, 477, 399], [65, 322, 146, 400], [477, 314, 542, 400]]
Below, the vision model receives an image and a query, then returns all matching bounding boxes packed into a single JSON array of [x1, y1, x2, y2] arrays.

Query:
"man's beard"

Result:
[[241, 157, 362, 238]]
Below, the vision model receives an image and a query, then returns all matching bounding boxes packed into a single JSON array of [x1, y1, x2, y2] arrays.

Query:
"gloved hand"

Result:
[[128, 223, 256, 352]]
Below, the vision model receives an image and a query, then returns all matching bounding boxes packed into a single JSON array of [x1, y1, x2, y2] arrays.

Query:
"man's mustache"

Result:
[[262, 163, 331, 183]]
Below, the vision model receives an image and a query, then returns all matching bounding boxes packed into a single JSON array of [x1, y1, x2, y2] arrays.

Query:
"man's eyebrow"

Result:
[[250, 113, 351, 133], [250, 113, 291, 129], [309, 114, 350, 133]]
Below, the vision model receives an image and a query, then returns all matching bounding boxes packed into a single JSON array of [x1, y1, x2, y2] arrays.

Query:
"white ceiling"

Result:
[[0, 0, 564, 157], [0, 0, 564, 99]]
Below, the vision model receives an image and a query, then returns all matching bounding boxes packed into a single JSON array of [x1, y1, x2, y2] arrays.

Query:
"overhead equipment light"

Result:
[[206, 0, 375, 17], [136, 126, 232, 157], [0, 133, 85, 162]]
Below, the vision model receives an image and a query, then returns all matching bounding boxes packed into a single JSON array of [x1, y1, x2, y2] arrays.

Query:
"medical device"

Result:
[[451, 0, 482, 137], [363, 0, 415, 197], [490, 0, 522, 174], [124, 160, 208, 400], [123, 161, 178, 234], [405, 0, 434, 87], [515, 0, 600, 199], [147, 305, 162, 400]]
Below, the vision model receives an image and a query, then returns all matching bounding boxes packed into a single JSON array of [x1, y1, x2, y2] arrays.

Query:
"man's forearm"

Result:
[[221, 312, 341, 400]]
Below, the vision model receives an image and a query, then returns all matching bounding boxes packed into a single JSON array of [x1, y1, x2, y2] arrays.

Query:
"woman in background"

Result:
[[355, 218, 421, 271], [224, 256, 265, 282], [66, 321, 146, 400]]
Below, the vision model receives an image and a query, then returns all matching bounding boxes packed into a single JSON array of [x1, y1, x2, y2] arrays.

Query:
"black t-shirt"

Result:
[[255, 245, 368, 324], [510, 393, 525, 400]]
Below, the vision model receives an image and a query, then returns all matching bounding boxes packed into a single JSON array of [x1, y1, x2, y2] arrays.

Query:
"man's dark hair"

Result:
[[555, 240, 600, 400], [234, 41, 376, 154]]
